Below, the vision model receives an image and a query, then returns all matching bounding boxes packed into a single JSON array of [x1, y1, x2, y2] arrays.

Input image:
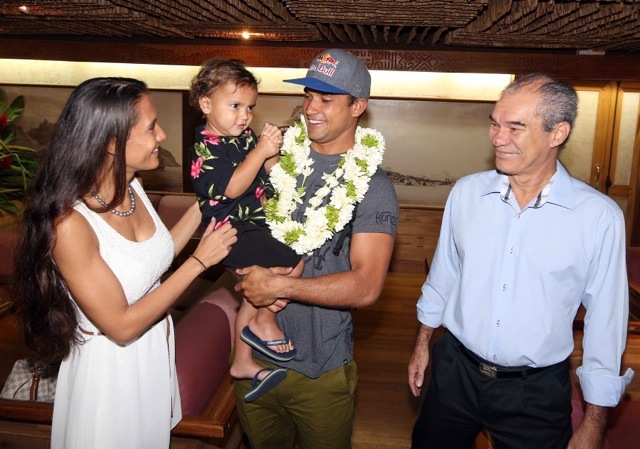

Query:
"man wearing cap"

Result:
[[234, 49, 399, 448]]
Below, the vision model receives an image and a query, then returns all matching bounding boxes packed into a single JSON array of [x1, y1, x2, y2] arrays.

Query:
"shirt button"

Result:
[[502, 284, 507, 291], [492, 355, 497, 362], [516, 213, 521, 219], [509, 247, 514, 254], [496, 320, 500, 327]]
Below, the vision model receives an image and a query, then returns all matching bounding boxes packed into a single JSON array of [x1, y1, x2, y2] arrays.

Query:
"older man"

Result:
[[409, 73, 634, 449]]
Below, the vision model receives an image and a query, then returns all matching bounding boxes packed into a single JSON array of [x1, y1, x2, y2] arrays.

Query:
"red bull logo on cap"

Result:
[[317, 53, 339, 67], [284, 49, 369, 99], [309, 52, 340, 76]]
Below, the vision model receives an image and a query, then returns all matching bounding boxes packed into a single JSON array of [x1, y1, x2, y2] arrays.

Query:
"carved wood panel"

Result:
[[2, 39, 640, 81]]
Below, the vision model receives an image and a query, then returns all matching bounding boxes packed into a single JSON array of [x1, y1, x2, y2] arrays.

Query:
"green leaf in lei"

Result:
[[325, 205, 339, 232], [284, 227, 304, 246], [356, 158, 368, 172], [294, 121, 307, 145], [264, 197, 281, 222], [360, 133, 379, 149], [345, 181, 357, 199], [279, 152, 296, 177]]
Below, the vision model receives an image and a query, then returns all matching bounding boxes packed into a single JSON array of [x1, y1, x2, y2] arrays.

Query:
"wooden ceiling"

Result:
[[1, 0, 639, 54]]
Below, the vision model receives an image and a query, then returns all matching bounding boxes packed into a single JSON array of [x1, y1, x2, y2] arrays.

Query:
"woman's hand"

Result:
[[192, 220, 238, 268]]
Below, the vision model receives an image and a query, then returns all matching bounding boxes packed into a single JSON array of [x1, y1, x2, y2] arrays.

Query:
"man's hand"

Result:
[[267, 299, 291, 314], [568, 403, 608, 449], [408, 324, 435, 397], [234, 265, 293, 307]]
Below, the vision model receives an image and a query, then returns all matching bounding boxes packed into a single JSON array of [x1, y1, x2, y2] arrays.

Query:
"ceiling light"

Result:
[[241, 31, 250, 40], [18, 5, 30, 14]]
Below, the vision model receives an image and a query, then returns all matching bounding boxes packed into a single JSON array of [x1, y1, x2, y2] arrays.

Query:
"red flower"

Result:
[[214, 215, 230, 230], [209, 198, 219, 207], [201, 130, 220, 146], [191, 157, 203, 178], [255, 186, 265, 198], [0, 155, 12, 170], [0, 113, 8, 130]]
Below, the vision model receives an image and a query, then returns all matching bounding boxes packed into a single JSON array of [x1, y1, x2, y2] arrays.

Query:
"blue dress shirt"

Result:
[[417, 162, 634, 407]]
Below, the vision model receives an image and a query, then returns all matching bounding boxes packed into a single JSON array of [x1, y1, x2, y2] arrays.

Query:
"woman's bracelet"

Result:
[[189, 254, 207, 271]]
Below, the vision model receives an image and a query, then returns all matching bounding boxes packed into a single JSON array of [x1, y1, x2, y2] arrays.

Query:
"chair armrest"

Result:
[[0, 376, 238, 440], [172, 371, 236, 439], [0, 397, 52, 423], [0, 367, 238, 442]]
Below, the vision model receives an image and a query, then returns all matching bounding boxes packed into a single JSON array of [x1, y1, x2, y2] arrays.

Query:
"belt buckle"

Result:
[[479, 362, 497, 379]]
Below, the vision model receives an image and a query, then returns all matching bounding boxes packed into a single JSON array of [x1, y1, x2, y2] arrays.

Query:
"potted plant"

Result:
[[0, 91, 37, 219]]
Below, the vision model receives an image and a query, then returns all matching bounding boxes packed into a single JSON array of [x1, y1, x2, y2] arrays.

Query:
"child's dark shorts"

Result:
[[221, 221, 301, 270]]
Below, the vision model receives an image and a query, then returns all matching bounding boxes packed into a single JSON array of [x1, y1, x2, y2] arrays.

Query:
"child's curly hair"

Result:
[[189, 58, 259, 111]]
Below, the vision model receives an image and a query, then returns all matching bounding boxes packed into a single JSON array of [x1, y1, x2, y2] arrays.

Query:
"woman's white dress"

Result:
[[51, 179, 182, 449]]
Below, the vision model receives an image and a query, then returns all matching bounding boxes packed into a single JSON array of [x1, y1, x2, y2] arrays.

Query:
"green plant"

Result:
[[0, 91, 38, 214]]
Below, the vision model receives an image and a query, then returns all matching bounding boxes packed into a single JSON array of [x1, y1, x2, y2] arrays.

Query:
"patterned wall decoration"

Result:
[[3, 39, 640, 82]]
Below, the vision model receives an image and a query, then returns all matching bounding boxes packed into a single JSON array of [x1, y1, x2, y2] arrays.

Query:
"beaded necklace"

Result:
[[89, 186, 136, 217]]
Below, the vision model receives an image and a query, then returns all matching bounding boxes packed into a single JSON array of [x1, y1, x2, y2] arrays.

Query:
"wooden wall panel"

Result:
[[2, 38, 640, 81], [389, 206, 444, 275]]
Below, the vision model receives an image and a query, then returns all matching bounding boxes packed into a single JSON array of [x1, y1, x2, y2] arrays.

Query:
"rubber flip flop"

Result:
[[244, 367, 287, 403], [240, 326, 297, 362]]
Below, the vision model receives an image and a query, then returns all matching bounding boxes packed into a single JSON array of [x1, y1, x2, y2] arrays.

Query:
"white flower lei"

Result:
[[265, 116, 385, 255]]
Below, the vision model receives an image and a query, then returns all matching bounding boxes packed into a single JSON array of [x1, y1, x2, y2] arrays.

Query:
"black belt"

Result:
[[458, 344, 547, 379]]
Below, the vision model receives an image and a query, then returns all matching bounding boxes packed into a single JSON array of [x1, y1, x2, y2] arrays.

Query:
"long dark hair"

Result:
[[15, 77, 149, 362]]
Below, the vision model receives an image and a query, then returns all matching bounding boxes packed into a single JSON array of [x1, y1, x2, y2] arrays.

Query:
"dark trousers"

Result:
[[412, 332, 572, 449]]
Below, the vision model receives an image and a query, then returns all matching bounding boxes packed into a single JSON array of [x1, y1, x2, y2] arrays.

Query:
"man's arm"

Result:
[[408, 324, 435, 397], [577, 209, 634, 400], [571, 209, 632, 448], [235, 231, 394, 309], [568, 403, 608, 449]]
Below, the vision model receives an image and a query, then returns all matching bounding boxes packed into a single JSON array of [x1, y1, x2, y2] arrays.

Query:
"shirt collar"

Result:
[[482, 161, 575, 210]]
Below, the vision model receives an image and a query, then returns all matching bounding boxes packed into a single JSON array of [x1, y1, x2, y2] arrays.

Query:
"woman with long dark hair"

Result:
[[15, 77, 237, 448]]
